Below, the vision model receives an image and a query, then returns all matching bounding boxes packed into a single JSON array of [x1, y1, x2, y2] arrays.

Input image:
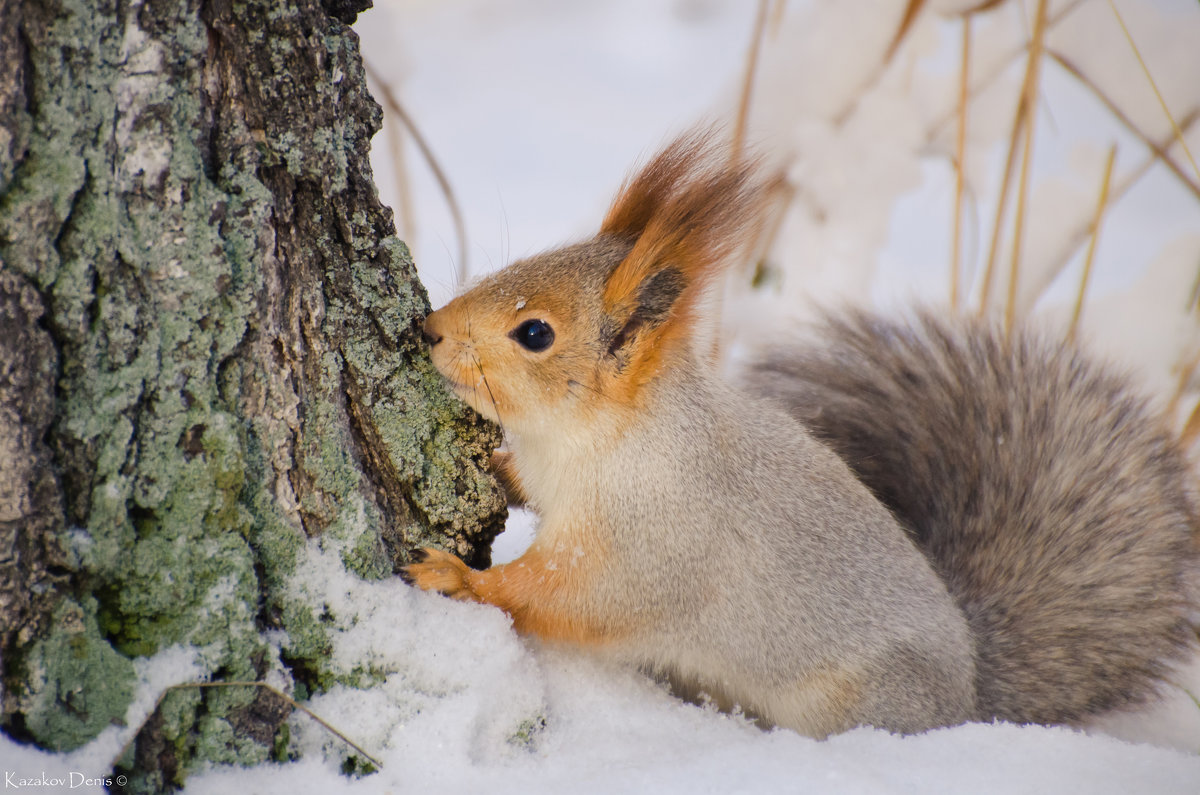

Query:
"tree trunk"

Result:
[[0, 0, 504, 787]]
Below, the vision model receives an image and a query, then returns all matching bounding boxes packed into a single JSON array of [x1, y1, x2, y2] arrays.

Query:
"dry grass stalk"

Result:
[[1106, 0, 1200, 184], [1003, 0, 1049, 337], [384, 110, 418, 252], [926, 0, 1088, 142], [1048, 50, 1200, 203], [977, 0, 1045, 316], [1105, 0, 1200, 323], [1066, 143, 1117, 344], [1044, 109, 1199, 286], [732, 0, 770, 161], [768, 0, 788, 35], [884, 0, 927, 65], [831, 0, 935, 128], [364, 60, 470, 284], [950, 15, 972, 310]]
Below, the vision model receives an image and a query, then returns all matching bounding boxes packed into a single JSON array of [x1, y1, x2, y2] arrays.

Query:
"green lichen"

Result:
[[158, 687, 204, 742], [273, 595, 334, 693], [340, 755, 379, 778], [333, 245, 506, 563], [19, 598, 136, 752], [326, 493, 393, 581], [1, 0, 267, 755], [21, 0, 270, 683], [507, 715, 547, 751], [191, 713, 271, 767]]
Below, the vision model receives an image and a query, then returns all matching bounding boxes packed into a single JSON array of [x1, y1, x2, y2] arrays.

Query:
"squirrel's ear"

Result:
[[599, 130, 773, 374]]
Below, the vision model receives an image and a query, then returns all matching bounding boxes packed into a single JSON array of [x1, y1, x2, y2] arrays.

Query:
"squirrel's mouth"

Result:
[[448, 375, 506, 423], [440, 375, 487, 409], [427, 357, 472, 396], [428, 351, 503, 419], [439, 375, 472, 397]]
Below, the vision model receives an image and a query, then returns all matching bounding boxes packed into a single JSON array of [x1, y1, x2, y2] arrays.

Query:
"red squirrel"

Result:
[[404, 131, 1199, 737]]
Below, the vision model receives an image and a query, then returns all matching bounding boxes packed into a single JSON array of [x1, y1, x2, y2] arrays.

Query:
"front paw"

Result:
[[401, 548, 478, 601]]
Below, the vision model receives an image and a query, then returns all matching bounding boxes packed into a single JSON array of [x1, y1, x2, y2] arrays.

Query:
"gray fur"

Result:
[[594, 361, 977, 735], [743, 309, 1199, 725]]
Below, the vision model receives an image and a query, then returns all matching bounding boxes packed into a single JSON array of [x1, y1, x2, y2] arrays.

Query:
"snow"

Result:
[[5, 542, 1199, 793], [6, 0, 1200, 791]]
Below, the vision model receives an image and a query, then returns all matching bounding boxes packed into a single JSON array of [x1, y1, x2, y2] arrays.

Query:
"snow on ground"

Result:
[[5, 0, 1200, 791], [5, 540, 1199, 793]]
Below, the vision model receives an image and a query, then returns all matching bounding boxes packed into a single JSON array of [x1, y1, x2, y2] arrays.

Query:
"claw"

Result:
[[397, 549, 429, 585]]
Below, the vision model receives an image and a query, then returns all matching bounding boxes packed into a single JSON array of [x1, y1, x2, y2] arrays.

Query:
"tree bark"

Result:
[[0, 0, 504, 787]]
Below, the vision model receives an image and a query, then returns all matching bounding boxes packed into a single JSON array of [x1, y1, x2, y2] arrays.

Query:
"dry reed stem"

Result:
[[926, 0, 1087, 142], [732, 0, 770, 161], [1103, 0, 1200, 329], [1048, 51, 1200, 203], [1106, 0, 1200, 183], [1169, 347, 1200, 422], [1178, 387, 1200, 448], [969, 0, 1008, 12], [384, 111, 418, 252], [950, 16, 972, 310], [884, 0, 927, 65], [1066, 143, 1116, 344], [977, 1, 1042, 315], [113, 681, 384, 773], [364, 60, 469, 284], [836, 0, 1074, 133], [830, 0, 935, 128], [1043, 109, 1199, 292], [768, 0, 787, 35], [1003, 0, 1048, 338]]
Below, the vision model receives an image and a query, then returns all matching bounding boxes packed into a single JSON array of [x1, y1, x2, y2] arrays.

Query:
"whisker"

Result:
[[567, 378, 607, 401], [473, 353, 507, 436]]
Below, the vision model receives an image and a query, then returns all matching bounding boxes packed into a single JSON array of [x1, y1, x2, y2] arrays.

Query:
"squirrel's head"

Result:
[[423, 130, 773, 440]]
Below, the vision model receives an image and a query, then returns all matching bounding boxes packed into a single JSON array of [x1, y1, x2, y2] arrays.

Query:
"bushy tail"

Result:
[[746, 309, 1199, 725]]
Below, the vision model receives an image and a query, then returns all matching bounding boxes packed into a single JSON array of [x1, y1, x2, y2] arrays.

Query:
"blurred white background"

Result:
[[360, 1, 1200, 366], [359, 0, 1200, 568]]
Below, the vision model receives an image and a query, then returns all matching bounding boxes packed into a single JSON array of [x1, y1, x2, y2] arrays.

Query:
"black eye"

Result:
[[510, 319, 555, 352]]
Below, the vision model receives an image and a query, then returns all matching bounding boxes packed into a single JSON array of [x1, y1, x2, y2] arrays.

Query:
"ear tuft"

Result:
[[599, 128, 777, 352], [600, 130, 717, 243], [593, 129, 778, 391], [601, 129, 774, 310]]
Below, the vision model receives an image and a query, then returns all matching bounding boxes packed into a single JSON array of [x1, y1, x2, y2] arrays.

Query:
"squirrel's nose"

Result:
[[422, 314, 444, 347]]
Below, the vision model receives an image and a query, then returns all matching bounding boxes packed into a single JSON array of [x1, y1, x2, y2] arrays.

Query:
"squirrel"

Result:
[[404, 130, 1199, 738]]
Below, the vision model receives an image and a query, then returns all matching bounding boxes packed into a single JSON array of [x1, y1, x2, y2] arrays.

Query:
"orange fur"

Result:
[[404, 545, 619, 647], [599, 132, 776, 394]]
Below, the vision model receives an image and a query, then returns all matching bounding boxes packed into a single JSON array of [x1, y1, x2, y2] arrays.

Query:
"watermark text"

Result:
[[3, 771, 126, 790]]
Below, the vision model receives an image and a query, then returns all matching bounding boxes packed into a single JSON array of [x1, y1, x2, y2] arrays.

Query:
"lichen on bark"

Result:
[[0, 0, 504, 784]]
